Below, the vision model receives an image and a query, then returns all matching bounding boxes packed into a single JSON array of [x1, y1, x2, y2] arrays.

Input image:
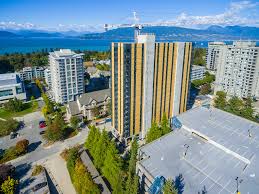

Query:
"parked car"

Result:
[[10, 132, 17, 139], [39, 130, 45, 135], [39, 123, 46, 128], [39, 121, 46, 128]]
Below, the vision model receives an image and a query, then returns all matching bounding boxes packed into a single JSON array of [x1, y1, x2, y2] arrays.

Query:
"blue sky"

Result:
[[0, 0, 258, 31]]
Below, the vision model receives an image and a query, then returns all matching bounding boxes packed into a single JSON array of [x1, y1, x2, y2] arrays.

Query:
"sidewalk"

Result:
[[43, 153, 76, 194]]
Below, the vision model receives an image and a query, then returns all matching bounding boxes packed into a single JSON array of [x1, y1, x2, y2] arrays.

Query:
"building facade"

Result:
[[214, 41, 259, 99], [0, 73, 26, 103], [111, 34, 192, 139], [190, 65, 205, 81], [206, 42, 226, 71], [49, 49, 84, 104], [17, 66, 45, 81]]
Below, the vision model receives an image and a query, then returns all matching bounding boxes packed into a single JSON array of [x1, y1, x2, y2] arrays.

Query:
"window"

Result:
[[16, 86, 23, 94], [0, 89, 13, 97]]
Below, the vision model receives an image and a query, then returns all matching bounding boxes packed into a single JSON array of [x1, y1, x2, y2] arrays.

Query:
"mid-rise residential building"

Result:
[[44, 68, 51, 87], [17, 66, 45, 81], [206, 42, 226, 70], [0, 73, 26, 103], [190, 65, 205, 81], [137, 107, 259, 193], [111, 34, 192, 139], [66, 89, 111, 120], [49, 49, 84, 104], [214, 41, 259, 99]]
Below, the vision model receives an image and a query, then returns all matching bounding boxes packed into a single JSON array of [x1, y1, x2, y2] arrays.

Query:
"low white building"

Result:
[[66, 89, 111, 120], [0, 73, 26, 103], [191, 65, 205, 81], [17, 66, 45, 81]]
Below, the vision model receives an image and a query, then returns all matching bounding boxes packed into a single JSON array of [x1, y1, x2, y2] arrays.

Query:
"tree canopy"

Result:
[[214, 91, 258, 123], [146, 113, 172, 143]]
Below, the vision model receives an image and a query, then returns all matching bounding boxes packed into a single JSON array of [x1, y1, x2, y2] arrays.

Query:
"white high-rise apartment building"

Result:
[[214, 41, 259, 99], [49, 49, 84, 104], [206, 42, 226, 71]]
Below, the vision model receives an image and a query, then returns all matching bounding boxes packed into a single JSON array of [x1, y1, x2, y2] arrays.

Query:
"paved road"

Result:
[[11, 126, 89, 167]]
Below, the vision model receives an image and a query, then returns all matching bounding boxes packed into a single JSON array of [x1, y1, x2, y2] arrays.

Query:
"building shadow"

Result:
[[45, 169, 59, 194], [15, 163, 32, 180], [175, 174, 185, 194], [27, 141, 42, 153]]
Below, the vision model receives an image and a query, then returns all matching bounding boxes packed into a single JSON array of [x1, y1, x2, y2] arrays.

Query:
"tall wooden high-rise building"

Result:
[[111, 34, 192, 139]]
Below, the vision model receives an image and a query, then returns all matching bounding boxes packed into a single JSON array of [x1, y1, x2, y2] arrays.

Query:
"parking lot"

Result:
[[0, 111, 46, 151]]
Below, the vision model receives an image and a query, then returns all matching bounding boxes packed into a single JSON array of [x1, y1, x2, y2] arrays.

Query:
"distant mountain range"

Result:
[[0, 25, 259, 41], [82, 25, 259, 41]]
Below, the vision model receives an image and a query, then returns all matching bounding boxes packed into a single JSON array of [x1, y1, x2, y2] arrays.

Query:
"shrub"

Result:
[[31, 165, 44, 176], [0, 119, 19, 137], [15, 139, 29, 155]]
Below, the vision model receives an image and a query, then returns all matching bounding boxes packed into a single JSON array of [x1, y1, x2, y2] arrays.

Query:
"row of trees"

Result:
[[214, 91, 259, 123], [0, 49, 110, 74], [84, 126, 139, 194], [0, 50, 49, 73], [146, 113, 172, 143], [66, 148, 100, 194]]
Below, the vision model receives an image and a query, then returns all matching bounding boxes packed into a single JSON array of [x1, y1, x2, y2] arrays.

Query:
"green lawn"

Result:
[[0, 102, 39, 120]]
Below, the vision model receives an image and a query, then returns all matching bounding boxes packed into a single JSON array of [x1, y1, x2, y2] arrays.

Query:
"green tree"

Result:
[[1, 176, 18, 194], [241, 98, 255, 120], [227, 96, 244, 114], [161, 113, 171, 135], [199, 83, 211, 95], [146, 122, 162, 143], [70, 116, 80, 129], [44, 113, 66, 141], [102, 141, 123, 194], [84, 125, 101, 154], [214, 91, 227, 109], [4, 98, 24, 112], [125, 139, 139, 194], [163, 179, 177, 194], [92, 131, 110, 169]]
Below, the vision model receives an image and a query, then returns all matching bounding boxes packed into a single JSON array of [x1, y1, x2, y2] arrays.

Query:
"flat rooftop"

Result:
[[138, 107, 259, 194], [0, 73, 20, 86], [49, 49, 84, 58]]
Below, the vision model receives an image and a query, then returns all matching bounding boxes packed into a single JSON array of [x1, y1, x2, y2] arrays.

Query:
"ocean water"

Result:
[[0, 37, 112, 54], [0, 37, 235, 55]]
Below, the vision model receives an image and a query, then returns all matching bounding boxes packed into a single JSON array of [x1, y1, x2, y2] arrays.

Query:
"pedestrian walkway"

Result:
[[80, 150, 111, 194], [44, 153, 76, 194]]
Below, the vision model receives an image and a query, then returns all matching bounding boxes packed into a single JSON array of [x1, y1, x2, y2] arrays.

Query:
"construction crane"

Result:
[[104, 12, 147, 41]]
